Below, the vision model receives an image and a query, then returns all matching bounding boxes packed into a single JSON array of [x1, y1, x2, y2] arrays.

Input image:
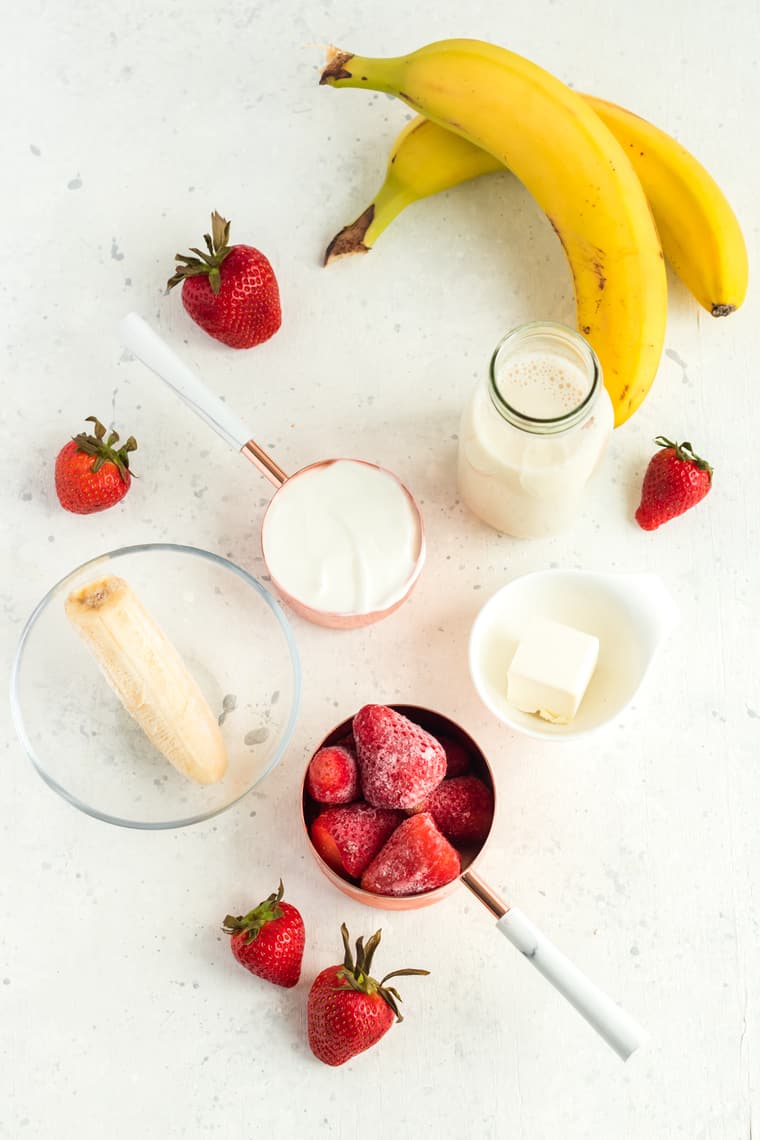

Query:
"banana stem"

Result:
[[324, 180, 413, 264], [320, 50, 402, 95]]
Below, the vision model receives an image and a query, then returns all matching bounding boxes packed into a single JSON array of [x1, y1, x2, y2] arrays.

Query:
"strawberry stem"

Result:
[[167, 211, 234, 296], [222, 880, 286, 944], [73, 416, 137, 482], [654, 436, 713, 479], [332, 923, 429, 1023]]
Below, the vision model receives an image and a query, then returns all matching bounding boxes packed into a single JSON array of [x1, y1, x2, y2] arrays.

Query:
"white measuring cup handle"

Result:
[[461, 870, 646, 1060], [119, 312, 253, 452], [496, 906, 647, 1061]]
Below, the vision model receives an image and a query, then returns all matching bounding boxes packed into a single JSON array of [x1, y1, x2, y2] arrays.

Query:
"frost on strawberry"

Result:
[[310, 802, 403, 879], [353, 705, 446, 810], [415, 775, 494, 845], [307, 923, 429, 1067], [360, 812, 461, 897], [306, 743, 359, 804]]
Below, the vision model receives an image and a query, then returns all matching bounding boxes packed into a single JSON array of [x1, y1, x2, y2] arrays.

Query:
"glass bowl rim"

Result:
[[9, 542, 302, 830]]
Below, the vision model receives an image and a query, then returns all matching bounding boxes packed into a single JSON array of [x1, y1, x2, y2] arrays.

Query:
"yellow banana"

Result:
[[321, 39, 669, 426], [326, 107, 748, 318], [323, 115, 500, 261], [584, 95, 747, 316]]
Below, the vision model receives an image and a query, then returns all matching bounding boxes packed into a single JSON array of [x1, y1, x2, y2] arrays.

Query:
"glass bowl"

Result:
[[10, 544, 301, 828]]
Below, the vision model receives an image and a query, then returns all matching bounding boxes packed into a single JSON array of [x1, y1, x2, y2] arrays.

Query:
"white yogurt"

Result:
[[261, 460, 422, 615], [457, 324, 613, 539]]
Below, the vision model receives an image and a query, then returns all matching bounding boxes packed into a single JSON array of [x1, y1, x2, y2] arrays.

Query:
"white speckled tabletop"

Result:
[[2, 1, 759, 1136]]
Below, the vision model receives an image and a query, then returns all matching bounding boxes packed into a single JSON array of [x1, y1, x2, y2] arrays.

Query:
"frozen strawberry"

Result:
[[439, 736, 471, 778], [353, 705, 446, 811], [310, 802, 404, 879], [416, 776, 493, 845], [306, 744, 359, 804], [360, 813, 461, 897]]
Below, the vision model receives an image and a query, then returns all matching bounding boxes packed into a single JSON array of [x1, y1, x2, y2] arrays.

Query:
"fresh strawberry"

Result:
[[307, 923, 428, 1067], [635, 436, 713, 531], [55, 416, 137, 514], [360, 812, 461, 897], [310, 802, 403, 879], [167, 211, 281, 349], [306, 744, 359, 804], [353, 705, 446, 811], [439, 736, 471, 778], [414, 776, 494, 846], [222, 881, 304, 988]]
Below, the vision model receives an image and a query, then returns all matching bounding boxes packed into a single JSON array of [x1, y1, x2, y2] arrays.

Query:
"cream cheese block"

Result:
[[506, 618, 599, 724]]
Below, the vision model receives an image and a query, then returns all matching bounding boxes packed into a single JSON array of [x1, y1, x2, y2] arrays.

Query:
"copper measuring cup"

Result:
[[301, 705, 647, 1061], [119, 314, 425, 628]]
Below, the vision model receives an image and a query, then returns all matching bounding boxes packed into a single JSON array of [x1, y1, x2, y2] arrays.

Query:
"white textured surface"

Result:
[[2, 1, 759, 1136]]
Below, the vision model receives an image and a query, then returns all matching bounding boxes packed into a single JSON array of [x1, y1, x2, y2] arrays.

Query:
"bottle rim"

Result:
[[488, 321, 602, 435]]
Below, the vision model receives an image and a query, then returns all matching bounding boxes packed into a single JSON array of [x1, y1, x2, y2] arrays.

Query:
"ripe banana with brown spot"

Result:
[[321, 39, 669, 426], [326, 106, 748, 317], [326, 103, 747, 320], [584, 96, 747, 317]]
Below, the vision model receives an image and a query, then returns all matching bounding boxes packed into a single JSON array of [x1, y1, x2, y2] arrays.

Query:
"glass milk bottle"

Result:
[[457, 322, 614, 538]]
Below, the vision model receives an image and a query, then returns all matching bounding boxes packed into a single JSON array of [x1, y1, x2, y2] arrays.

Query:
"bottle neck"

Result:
[[487, 322, 602, 436]]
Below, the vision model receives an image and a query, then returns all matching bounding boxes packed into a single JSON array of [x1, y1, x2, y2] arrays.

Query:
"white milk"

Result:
[[495, 352, 589, 418], [261, 460, 422, 615], [457, 324, 613, 538]]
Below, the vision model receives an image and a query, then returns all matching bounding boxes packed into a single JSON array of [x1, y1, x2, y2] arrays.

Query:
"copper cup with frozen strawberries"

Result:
[[302, 704, 494, 910], [302, 703, 648, 1060]]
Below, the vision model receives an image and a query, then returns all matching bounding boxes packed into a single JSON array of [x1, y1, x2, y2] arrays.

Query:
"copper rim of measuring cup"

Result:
[[259, 459, 427, 630], [300, 704, 495, 909]]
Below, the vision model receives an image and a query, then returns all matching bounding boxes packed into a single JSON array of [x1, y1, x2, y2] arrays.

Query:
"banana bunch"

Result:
[[320, 40, 748, 427]]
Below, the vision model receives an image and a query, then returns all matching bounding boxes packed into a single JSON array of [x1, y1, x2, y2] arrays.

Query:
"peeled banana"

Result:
[[66, 576, 227, 785], [321, 39, 669, 426], [327, 105, 747, 320]]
